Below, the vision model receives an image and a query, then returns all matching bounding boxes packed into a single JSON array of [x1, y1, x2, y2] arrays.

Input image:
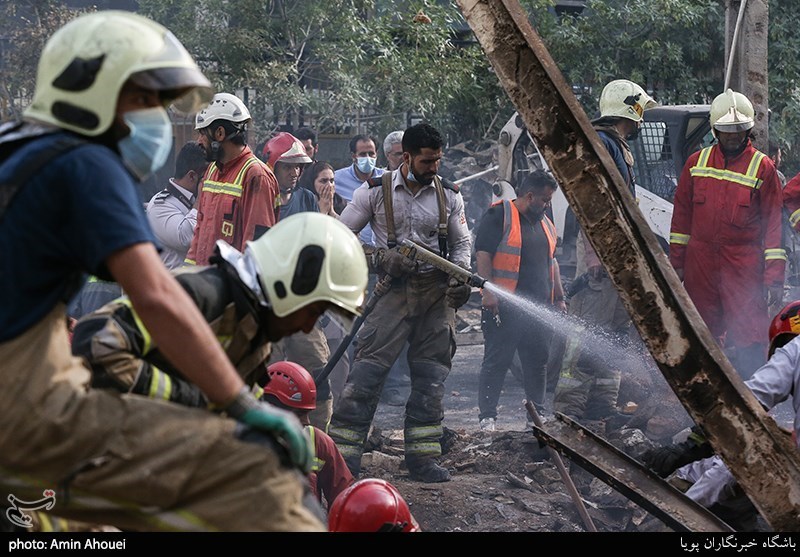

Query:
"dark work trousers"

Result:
[[478, 301, 553, 421], [329, 270, 456, 472]]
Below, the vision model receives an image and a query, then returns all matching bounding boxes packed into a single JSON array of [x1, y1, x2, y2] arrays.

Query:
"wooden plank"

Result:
[[455, 0, 800, 530]]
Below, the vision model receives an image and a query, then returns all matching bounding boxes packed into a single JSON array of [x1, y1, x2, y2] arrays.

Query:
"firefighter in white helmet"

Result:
[[670, 89, 785, 378], [0, 11, 325, 531], [552, 79, 655, 429], [73, 211, 367, 412], [185, 92, 281, 266]]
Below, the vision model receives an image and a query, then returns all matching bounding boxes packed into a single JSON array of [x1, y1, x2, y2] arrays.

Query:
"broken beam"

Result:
[[456, 0, 800, 530], [533, 413, 733, 532]]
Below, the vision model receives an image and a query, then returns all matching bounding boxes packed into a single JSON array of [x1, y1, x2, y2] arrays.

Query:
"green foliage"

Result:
[[3, 0, 800, 164], [0, 1, 93, 119], [767, 0, 800, 176], [521, 0, 725, 116], [136, 0, 499, 144]]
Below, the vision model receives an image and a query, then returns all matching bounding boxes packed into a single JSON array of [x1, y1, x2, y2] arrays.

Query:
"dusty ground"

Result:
[[357, 298, 706, 533]]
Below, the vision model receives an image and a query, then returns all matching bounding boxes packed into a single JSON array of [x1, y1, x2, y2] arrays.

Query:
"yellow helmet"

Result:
[[245, 213, 368, 330], [710, 89, 755, 133], [599, 79, 657, 123], [24, 10, 212, 136]]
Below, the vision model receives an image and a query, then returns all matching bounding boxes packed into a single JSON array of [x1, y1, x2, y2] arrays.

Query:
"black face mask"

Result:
[[718, 134, 749, 159], [626, 126, 641, 141]]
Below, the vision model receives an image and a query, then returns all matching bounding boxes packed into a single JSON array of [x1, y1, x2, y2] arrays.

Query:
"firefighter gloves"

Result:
[[373, 247, 417, 278], [446, 277, 472, 309], [224, 387, 313, 473]]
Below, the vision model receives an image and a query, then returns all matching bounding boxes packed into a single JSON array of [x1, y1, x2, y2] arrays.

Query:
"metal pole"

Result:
[[524, 401, 597, 532], [724, 0, 748, 90]]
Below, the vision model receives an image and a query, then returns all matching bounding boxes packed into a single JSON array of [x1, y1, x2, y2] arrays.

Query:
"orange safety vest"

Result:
[[491, 199, 557, 300]]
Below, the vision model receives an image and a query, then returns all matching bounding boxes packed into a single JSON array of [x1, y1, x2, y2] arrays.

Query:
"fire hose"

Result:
[[312, 241, 488, 386]]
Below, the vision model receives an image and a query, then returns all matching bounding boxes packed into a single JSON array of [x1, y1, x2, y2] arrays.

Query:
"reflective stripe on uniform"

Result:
[[689, 147, 766, 190], [305, 426, 322, 473], [327, 425, 364, 446], [765, 248, 788, 262], [404, 441, 441, 458], [404, 424, 443, 441], [118, 298, 152, 355], [147, 366, 173, 401], [334, 444, 364, 460], [670, 232, 690, 245], [200, 158, 259, 198]]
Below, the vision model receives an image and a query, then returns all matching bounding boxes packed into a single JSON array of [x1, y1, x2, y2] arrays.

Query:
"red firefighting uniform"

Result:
[[783, 172, 800, 232], [670, 141, 786, 348], [306, 425, 354, 508], [186, 146, 279, 266]]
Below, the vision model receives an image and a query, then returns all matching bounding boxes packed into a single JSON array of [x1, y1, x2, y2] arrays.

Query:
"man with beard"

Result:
[[475, 170, 566, 432], [552, 79, 656, 430], [185, 92, 279, 266], [0, 11, 321, 531], [670, 89, 785, 379], [329, 123, 472, 483]]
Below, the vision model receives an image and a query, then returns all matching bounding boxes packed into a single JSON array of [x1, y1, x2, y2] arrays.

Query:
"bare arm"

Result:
[[475, 250, 498, 315], [107, 242, 243, 405], [553, 259, 567, 312]]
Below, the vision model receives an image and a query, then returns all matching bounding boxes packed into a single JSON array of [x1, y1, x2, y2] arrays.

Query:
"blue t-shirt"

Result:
[[279, 187, 320, 219], [0, 132, 156, 341]]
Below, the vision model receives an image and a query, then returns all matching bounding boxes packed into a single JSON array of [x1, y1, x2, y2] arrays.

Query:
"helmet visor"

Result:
[[128, 30, 213, 113]]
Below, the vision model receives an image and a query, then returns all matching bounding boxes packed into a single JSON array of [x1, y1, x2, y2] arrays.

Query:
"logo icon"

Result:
[[6, 490, 56, 529]]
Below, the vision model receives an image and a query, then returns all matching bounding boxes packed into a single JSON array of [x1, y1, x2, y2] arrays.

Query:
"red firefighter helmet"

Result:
[[768, 301, 800, 357], [262, 132, 313, 169], [262, 361, 316, 411], [328, 478, 420, 532]]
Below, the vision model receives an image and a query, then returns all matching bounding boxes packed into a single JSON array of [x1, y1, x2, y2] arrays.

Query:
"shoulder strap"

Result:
[[367, 175, 383, 189], [382, 172, 397, 249], [432, 176, 449, 259], [165, 182, 194, 211], [440, 177, 460, 194], [1, 135, 87, 219]]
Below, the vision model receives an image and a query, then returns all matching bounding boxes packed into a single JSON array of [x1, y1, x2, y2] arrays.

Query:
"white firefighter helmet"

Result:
[[245, 212, 368, 329], [599, 79, 657, 123], [194, 92, 251, 130], [710, 89, 755, 133], [24, 10, 212, 137]]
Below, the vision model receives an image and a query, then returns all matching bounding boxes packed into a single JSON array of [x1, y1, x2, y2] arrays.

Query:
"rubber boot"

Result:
[[406, 456, 450, 483]]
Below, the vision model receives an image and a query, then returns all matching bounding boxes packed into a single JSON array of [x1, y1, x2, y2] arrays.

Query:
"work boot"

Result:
[[406, 457, 451, 483], [479, 417, 496, 432], [343, 454, 362, 478], [603, 411, 633, 434]]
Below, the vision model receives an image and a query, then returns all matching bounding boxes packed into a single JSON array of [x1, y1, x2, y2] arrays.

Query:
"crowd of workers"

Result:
[[0, 9, 798, 533]]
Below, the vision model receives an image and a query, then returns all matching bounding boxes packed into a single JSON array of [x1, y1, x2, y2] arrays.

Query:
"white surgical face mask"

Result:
[[118, 107, 173, 181]]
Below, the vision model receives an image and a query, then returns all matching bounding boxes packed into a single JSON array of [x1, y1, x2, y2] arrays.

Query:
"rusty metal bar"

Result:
[[533, 413, 734, 532], [455, 0, 800, 530], [525, 401, 597, 532]]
